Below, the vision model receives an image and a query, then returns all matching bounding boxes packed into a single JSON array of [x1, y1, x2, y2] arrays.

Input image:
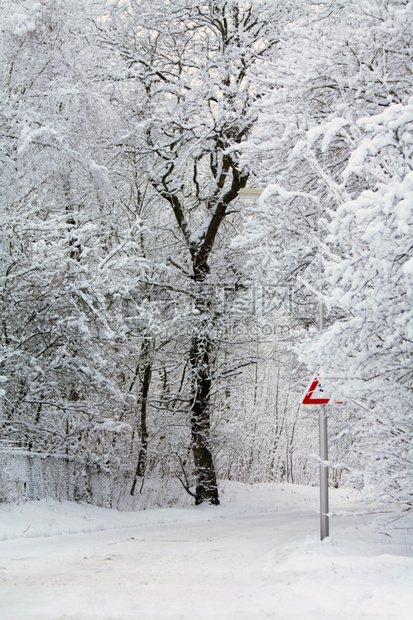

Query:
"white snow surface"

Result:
[[0, 482, 412, 620]]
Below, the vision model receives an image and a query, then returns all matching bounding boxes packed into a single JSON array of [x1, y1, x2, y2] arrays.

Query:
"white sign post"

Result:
[[319, 403, 329, 540], [302, 375, 330, 541]]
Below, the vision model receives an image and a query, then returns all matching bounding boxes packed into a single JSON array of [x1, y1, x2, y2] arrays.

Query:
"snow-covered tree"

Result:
[[0, 0, 150, 468], [298, 102, 413, 509], [240, 0, 413, 509], [240, 0, 413, 316], [97, 0, 304, 504]]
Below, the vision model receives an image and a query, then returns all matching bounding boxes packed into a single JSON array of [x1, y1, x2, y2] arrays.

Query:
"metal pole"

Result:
[[318, 270, 329, 540], [319, 403, 329, 540]]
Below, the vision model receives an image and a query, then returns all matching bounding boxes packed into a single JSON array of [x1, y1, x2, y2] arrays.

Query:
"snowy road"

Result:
[[1, 484, 412, 619]]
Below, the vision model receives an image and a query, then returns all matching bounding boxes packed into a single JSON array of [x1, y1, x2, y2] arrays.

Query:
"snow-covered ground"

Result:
[[1, 483, 412, 619]]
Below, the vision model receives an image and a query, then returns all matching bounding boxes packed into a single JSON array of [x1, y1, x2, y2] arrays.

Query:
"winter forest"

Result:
[[0, 0, 412, 515]]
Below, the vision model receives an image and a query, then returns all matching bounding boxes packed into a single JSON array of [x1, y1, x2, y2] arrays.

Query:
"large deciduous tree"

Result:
[[99, 0, 300, 504]]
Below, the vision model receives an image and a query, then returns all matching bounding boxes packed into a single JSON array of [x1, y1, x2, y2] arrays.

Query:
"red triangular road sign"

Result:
[[302, 375, 331, 405]]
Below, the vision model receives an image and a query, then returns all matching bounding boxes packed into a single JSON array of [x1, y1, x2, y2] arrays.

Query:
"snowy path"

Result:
[[1, 484, 412, 619]]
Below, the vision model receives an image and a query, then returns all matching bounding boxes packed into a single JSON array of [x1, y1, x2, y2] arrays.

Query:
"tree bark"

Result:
[[189, 330, 219, 505], [130, 338, 152, 496]]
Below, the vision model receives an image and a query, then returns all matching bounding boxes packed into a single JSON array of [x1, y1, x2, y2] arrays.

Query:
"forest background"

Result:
[[0, 0, 411, 515]]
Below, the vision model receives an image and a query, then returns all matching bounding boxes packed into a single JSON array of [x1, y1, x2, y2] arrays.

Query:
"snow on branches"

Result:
[[301, 102, 413, 508]]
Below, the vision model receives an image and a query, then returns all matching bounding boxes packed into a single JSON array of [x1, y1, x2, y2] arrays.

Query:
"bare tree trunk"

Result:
[[130, 338, 152, 496], [189, 330, 219, 505]]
